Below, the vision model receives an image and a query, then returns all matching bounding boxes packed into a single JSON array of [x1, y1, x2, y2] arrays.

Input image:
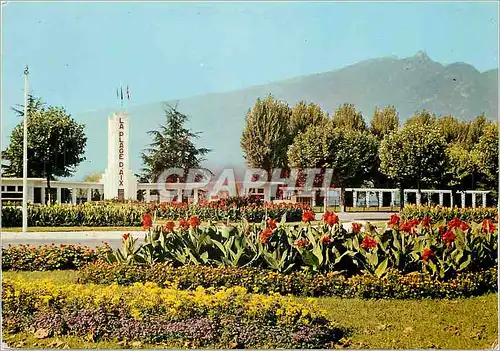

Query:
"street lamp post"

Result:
[[22, 65, 29, 233]]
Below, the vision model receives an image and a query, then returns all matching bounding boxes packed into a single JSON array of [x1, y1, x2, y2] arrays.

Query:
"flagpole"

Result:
[[22, 65, 29, 233]]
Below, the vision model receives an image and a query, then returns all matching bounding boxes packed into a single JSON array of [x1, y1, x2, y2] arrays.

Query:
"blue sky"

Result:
[[1, 1, 498, 138]]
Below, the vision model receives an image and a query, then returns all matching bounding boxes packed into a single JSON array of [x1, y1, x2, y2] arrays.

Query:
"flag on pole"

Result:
[[126, 85, 130, 101], [120, 87, 123, 101]]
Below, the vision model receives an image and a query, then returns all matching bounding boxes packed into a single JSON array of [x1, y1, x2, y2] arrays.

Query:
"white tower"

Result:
[[101, 112, 137, 200]]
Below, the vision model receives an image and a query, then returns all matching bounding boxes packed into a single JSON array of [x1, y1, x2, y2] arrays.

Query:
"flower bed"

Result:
[[1, 198, 309, 227], [2, 278, 343, 348], [400, 204, 497, 222], [2, 244, 108, 271], [145, 197, 309, 222], [106, 213, 497, 280], [1, 202, 143, 227], [77, 263, 498, 299]]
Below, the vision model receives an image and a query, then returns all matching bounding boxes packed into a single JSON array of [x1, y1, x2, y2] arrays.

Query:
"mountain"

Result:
[[74, 51, 498, 180]]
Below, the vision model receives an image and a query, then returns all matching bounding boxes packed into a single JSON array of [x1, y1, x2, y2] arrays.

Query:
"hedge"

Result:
[[1, 198, 309, 227], [2, 244, 110, 271], [2, 278, 343, 348], [77, 263, 498, 299], [400, 204, 497, 222]]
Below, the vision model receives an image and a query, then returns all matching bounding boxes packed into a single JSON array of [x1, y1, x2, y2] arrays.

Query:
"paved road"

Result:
[[1, 231, 146, 249], [1, 212, 395, 249]]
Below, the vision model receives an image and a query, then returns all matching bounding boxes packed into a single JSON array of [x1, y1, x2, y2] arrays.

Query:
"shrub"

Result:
[[1, 244, 110, 271], [1, 199, 309, 227], [400, 204, 497, 222], [77, 263, 498, 299], [2, 278, 343, 348], [1, 202, 143, 227]]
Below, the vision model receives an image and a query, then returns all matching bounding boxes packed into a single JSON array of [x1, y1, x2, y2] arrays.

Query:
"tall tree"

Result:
[[443, 144, 476, 191], [241, 95, 292, 176], [288, 124, 379, 208], [404, 110, 437, 127], [331, 103, 367, 132], [466, 113, 488, 150], [370, 105, 399, 139], [379, 123, 447, 208], [434, 115, 469, 145], [289, 101, 329, 137], [140, 104, 211, 182], [3, 96, 87, 204], [470, 123, 499, 198]]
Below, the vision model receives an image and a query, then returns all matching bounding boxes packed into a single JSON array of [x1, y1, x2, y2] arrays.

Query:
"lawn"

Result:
[[2, 270, 497, 349]]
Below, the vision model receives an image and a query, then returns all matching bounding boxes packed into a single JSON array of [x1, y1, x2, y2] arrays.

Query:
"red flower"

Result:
[[447, 218, 462, 230], [178, 218, 190, 230], [320, 234, 332, 244], [164, 221, 175, 232], [296, 238, 309, 248], [142, 213, 153, 229], [360, 236, 377, 250], [442, 230, 456, 247], [322, 211, 339, 226], [188, 216, 201, 229], [267, 218, 277, 230], [388, 214, 400, 228], [459, 221, 469, 231], [421, 217, 432, 229], [422, 248, 435, 262], [259, 228, 273, 244], [122, 233, 130, 243], [482, 218, 496, 233], [351, 222, 362, 233], [302, 210, 315, 223], [400, 218, 419, 234]]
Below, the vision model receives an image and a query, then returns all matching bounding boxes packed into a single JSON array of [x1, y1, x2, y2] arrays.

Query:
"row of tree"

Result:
[[241, 96, 499, 202], [3, 94, 497, 205]]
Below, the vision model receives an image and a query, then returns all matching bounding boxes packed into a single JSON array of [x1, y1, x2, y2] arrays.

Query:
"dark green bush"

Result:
[[77, 263, 498, 299], [400, 204, 497, 222], [1, 244, 110, 271]]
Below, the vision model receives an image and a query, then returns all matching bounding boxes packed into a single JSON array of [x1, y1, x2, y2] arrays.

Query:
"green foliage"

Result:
[[240, 95, 293, 173], [404, 110, 437, 127], [289, 101, 329, 136], [331, 103, 367, 132], [288, 124, 379, 188], [470, 123, 499, 191], [0, 200, 308, 227], [77, 263, 497, 299], [466, 113, 488, 150], [400, 205, 497, 222], [379, 122, 447, 190], [443, 144, 476, 189], [2, 95, 87, 203], [139, 104, 211, 182], [1, 244, 108, 271], [1, 202, 144, 227], [434, 115, 469, 144], [99, 214, 497, 279], [370, 106, 399, 139]]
